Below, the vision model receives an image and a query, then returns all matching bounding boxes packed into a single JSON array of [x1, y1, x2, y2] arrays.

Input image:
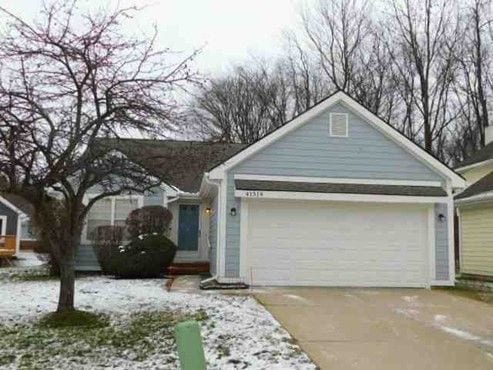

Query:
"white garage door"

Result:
[[244, 200, 430, 287]]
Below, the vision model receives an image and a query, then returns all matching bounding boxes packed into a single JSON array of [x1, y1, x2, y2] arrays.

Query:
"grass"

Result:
[[38, 310, 109, 329], [0, 309, 209, 369]]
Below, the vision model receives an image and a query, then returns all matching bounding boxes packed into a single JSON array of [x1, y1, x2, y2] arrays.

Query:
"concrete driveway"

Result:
[[255, 288, 493, 370]]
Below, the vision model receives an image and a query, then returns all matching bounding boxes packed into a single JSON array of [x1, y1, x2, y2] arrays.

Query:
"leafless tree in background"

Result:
[[451, 0, 492, 157], [191, 0, 493, 164], [386, 0, 460, 157], [282, 33, 329, 114], [0, 1, 198, 311], [191, 65, 288, 144]]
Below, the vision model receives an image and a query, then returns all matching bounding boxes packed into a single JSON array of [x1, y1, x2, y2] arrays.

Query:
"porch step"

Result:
[[166, 262, 210, 276]]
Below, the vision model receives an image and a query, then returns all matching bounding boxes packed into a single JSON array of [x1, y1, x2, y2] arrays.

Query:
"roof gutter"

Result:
[[455, 191, 493, 205]]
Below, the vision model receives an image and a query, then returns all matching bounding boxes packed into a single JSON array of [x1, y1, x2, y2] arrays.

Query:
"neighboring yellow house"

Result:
[[455, 127, 493, 278]]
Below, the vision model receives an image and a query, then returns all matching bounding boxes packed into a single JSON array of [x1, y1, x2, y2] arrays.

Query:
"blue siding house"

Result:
[[80, 91, 465, 287]]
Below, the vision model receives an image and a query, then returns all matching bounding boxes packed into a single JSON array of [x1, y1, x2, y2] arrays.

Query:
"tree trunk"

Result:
[[57, 244, 76, 312]]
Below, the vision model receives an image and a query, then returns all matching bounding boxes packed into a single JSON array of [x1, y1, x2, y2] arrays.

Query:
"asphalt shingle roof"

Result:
[[455, 171, 493, 200], [235, 180, 447, 197], [99, 139, 246, 193], [0, 193, 33, 216], [455, 142, 493, 169]]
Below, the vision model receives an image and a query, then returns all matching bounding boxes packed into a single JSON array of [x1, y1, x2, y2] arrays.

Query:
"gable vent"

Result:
[[330, 113, 348, 137]]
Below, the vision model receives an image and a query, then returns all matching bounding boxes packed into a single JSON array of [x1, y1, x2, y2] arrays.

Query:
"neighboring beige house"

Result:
[[455, 126, 493, 278]]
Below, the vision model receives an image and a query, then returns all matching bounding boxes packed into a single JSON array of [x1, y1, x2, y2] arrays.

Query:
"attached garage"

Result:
[[205, 91, 466, 287], [241, 199, 431, 287]]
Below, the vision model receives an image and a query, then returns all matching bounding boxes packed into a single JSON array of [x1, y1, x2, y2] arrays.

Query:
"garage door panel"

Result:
[[245, 200, 429, 287]]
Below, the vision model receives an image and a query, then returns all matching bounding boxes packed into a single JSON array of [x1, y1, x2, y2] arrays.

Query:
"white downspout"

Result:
[[201, 173, 221, 283]]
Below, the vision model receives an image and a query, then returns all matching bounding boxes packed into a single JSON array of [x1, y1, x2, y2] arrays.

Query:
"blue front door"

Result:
[[178, 204, 199, 251]]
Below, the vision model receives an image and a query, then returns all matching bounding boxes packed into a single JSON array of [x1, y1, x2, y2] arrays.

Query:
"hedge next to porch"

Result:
[[95, 206, 177, 278]]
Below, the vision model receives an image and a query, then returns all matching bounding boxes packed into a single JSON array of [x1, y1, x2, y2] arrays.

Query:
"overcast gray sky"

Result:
[[0, 0, 306, 76]]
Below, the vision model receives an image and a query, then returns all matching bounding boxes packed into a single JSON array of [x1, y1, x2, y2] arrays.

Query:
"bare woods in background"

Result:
[[191, 0, 493, 165]]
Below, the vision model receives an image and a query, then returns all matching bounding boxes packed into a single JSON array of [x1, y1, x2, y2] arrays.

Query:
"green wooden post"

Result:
[[175, 320, 207, 370]]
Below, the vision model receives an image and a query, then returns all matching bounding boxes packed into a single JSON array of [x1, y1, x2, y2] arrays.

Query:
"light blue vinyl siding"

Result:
[[234, 103, 443, 181], [223, 102, 448, 278], [209, 194, 218, 275], [435, 203, 450, 280]]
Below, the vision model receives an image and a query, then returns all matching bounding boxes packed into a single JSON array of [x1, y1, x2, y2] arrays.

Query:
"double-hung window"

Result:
[[85, 196, 142, 241]]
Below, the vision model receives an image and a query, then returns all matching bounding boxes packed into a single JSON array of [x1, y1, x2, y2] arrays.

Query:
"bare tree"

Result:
[[282, 32, 329, 114], [301, 0, 369, 92], [386, 0, 460, 157], [0, 1, 198, 311], [453, 0, 492, 155], [191, 64, 289, 144], [298, 0, 398, 119]]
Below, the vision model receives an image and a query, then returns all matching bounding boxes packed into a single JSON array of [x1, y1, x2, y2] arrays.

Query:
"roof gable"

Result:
[[233, 102, 443, 182], [208, 91, 465, 188]]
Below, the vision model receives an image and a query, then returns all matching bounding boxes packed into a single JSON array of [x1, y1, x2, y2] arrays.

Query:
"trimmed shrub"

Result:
[[94, 225, 125, 274], [106, 234, 176, 278], [94, 205, 177, 278], [126, 206, 172, 238]]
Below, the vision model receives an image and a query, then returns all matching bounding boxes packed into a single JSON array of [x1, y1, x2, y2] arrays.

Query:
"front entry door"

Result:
[[178, 204, 199, 251]]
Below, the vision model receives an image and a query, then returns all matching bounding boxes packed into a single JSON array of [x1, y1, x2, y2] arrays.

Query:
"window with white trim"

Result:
[[329, 113, 348, 137], [0, 215, 6, 236], [85, 196, 141, 241]]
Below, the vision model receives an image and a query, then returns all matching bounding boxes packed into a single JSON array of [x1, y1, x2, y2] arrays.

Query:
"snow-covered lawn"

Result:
[[0, 276, 315, 369]]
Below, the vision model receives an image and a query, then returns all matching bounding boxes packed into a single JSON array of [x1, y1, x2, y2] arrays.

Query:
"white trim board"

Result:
[[235, 190, 449, 204], [209, 91, 465, 188], [234, 174, 442, 187], [427, 206, 436, 286], [0, 215, 7, 235]]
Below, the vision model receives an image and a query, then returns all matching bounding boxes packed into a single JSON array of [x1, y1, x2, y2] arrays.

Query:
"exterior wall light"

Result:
[[230, 207, 237, 216], [205, 207, 212, 215], [438, 213, 446, 222]]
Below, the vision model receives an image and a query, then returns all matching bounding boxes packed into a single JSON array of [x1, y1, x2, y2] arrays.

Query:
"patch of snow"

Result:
[[440, 326, 481, 341], [394, 308, 419, 318], [0, 277, 315, 369], [283, 294, 311, 304], [402, 295, 418, 304], [13, 252, 47, 267], [439, 326, 493, 348], [434, 314, 447, 323]]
